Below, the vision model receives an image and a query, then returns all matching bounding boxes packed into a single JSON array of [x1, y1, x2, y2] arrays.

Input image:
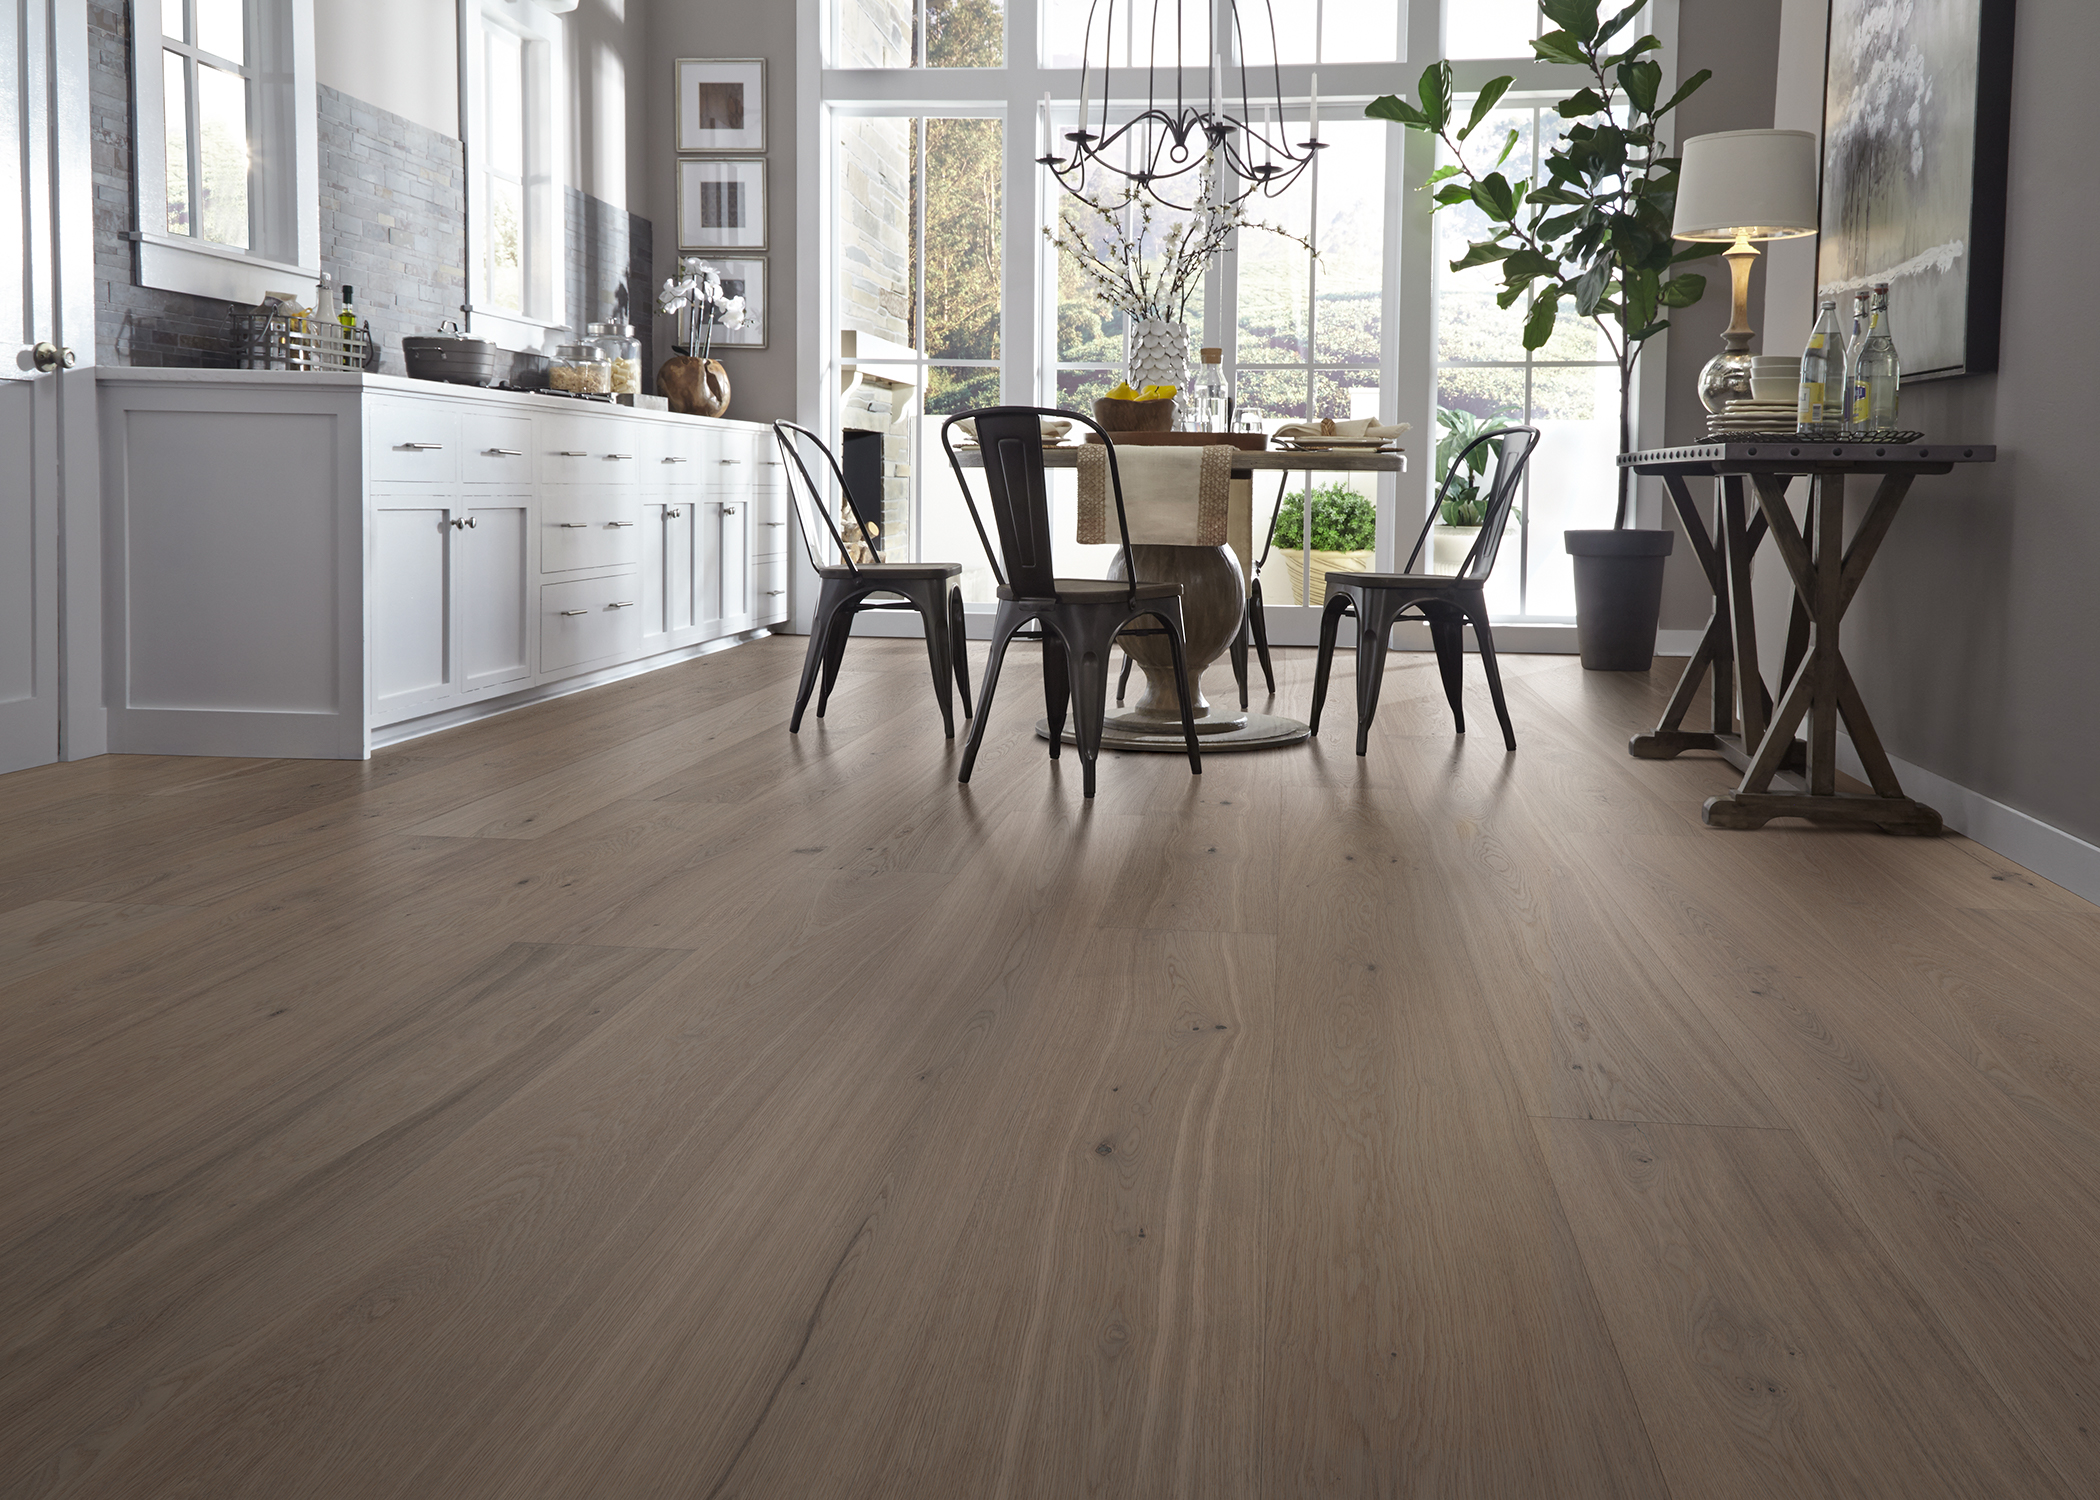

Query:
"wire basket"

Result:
[[229, 311, 377, 372]]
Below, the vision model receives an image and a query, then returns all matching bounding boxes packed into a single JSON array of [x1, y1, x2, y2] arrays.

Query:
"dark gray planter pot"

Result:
[[1564, 529, 1674, 671]]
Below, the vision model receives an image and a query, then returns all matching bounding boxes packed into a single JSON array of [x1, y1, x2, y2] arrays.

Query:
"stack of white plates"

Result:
[[1707, 399, 1797, 438], [1749, 356, 1802, 405]]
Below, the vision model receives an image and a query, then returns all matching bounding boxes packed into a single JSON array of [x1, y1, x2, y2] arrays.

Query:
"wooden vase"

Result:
[[657, 355, 731, 418]]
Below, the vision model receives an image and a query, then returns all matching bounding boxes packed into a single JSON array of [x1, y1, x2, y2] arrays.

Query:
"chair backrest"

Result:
[[1402, 425, 1541, 581], [771, 420, 885, 574], [939, 405, 1140, 602]]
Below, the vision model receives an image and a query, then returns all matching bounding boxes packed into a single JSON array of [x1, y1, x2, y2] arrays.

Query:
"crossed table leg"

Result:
[[1631, 468, 1942, 835]]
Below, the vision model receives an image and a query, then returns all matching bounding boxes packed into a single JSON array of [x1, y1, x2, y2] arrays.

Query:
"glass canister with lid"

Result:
[[589, 322, 642, 395], [551, 339, 611, 396]]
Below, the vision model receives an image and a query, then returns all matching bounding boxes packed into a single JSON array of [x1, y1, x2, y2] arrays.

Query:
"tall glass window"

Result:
[[159, 0, 251, 248], [837, 0, 1007, 67], [483, 25, 528, 315]]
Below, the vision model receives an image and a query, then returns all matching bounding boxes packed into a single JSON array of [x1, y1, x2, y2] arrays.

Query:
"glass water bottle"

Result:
[[1849, 283, 1901, 433], [1193, 346, 1229, 433], [1796, 301, 1847, 436], [1841, 290, 1869, 433]]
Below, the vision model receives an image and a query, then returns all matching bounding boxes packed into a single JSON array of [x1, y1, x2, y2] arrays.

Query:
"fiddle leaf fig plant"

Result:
[[1368, 0, 1723, 526]]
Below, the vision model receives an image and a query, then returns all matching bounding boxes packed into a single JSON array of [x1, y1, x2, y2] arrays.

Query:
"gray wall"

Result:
[[1656, 0, 1785, 633], [646, 1, 798, 424], [1761, 0, 2100, 848]]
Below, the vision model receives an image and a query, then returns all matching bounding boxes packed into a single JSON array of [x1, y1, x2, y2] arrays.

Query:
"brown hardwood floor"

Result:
[[3, 635, 2099, 1498]]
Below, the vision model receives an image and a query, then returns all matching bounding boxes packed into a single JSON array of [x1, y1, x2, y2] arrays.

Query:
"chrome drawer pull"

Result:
[[396, 441, 445, 451], [607, 521, 636, 528], [607, 601, 635, 609], [558, 522, 590, 528], [482, 447, 524, 456], [761, 520, 785, 527], [559, 608, 589, 616], [558, 449, 589, 457], [662, 456, 688, 463], [719, 458, 743, 465], [764, 590, 785, 596], [608, 453, 634, 460]]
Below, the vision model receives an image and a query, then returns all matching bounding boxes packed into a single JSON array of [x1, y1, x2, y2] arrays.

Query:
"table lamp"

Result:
[[1672, 129, 1821, 412]]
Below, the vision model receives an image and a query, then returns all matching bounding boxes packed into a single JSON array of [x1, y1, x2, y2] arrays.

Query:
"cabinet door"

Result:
[[719, 498, 749, 620], [698, 500, 726, 633], [639, 499, 696, 649], [371, 499, 456, 719], [457, 502, 530, 695]]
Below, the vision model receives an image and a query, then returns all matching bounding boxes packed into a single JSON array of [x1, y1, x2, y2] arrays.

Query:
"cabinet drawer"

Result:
[[752, 508, 789, 558], [369, 402, 460, 483], [462, 412, 533, 485], [708, 429, 758, 489], [754, 558, 789, 620], [541, 573, 643, 673], [541, 489, 641, 573], [537, 414, 642, 485]]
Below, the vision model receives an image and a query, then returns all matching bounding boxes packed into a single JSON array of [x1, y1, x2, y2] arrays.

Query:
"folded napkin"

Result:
[[1076, 444, 1233, 546], [953, 415, 1072, 445], [1272, 417, 1411, 443]]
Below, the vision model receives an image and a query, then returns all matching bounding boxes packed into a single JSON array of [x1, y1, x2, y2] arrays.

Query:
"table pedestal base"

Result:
[[1037, 713, 1310, 753], [1703, 790, 1943, 834]]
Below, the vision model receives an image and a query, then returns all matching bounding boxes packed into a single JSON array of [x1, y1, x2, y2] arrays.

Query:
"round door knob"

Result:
[[31, 342, 75, 372]]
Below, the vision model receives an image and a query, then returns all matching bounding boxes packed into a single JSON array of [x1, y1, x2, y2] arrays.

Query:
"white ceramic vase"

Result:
[[1126, 318, 1190, 416]]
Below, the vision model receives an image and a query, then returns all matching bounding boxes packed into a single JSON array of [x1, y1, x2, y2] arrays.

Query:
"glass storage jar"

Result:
[[550, 340, 611, 396], [590, 322, 642, 395]]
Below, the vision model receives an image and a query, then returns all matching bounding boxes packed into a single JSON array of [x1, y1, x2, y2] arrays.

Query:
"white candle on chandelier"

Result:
[[1078, 66, 1091, 143], [1211, 53, 1222, 119], [1309, 71, 1319, 144], [1263, 105, 1274, 173], [1040, 92, 1053, 159]]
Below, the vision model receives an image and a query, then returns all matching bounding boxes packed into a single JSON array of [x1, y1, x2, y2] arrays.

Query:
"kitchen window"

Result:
[[464, 0, 566, 346]]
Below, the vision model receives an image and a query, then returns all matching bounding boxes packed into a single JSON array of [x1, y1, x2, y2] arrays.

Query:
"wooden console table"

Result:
[[1619, 440, 1995, 833]]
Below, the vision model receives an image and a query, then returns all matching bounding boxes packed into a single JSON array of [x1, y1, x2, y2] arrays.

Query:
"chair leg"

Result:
[[1230, 615, 1250, 712], [1063, 627, 1111, 800], [791, 583, 847, 733], [1309, 590, 1353, 735], [948, 585, 974, 719], [1116, 650, 1133, 706], [1151, 609, 1203, 778], [958, 607, 1022, 785], [1042, 632, 1071, 760], [814, 604, 856, 718], [914, 583, 956, 739], [1427, 612, 1467, 735], [1248, 574, 1276, 695], [1353, 596, 1402, 757], [1467, 605, 1517, 752]]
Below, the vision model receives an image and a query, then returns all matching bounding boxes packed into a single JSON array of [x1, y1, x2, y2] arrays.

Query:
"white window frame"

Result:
[[128, 0, 320, 302], [462, 0, 568, 350]]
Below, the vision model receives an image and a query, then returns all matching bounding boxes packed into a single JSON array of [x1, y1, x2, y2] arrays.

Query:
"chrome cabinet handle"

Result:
[[763, 460, 783, 467], [559, 608, 589, 616], [718, 458, 743, 465], [764, 590, 785, 596], [666, 508, 683, 518], [722, 506, 739, 515], [607, 601, 635, 609], [449, 516, 477, 529], [607, 521, 636, 528], [608, 453, 634, 460], [482, 447, 524, 456], [661, 456, 688, 463], [761, 521, 785, 527], [397, 441, 445, 451], [558, 449, 589, 457], [558, 522, 590, 528]]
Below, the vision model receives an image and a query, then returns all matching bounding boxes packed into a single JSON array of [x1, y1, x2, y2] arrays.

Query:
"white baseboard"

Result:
[[1836, 735, 2100, 906]]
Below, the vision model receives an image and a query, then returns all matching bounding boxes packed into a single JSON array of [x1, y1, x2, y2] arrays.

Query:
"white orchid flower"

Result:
[[716, 296, 748, 331]]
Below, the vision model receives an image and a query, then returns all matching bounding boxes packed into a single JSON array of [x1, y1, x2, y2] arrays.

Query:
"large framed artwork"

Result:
[[676, 59, 765, 153], [1817, 0, 2016, 380], [678, 158, 766, 251], [698, 258, 767, 350]]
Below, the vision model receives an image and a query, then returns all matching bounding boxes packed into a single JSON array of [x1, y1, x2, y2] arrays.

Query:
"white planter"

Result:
[[1126, 318, 1189, 418], [1431, 525, 1481, 576]]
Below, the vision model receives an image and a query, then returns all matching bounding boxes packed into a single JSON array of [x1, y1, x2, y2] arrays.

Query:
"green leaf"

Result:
[[1555, 88, 1608, 120], [1433, 183, 1475, 206], [1418, 62, 1453, 133], [1527, 185, 1585, 206], [1670, 240, 1727, 263], [1426, 164, 1462, 184], [1459, 76, 1514, 141], [1629, 318, 1670, 342], [1617, 59, 1662, 115], [1539, 0, 1601, 43], [1364, 93, 1430, 127], [1503, 248, 1559, 279], [1572, 258, 1612, 315], [1623, 266, 1659, 331], [1449, 241, 1514, 271], [1595, 1, 1648, 48], [1659, 272, 1707, 308], [1523, 291, 1561, 350], [1535, 208, 1589, 240], [1494, 127, 1521, 168], [1604, 33, 1662, 66], [1530, 29, 1587, 65], [1470, 172, 1519, 221], [1496, 281, 1529, 309], [1655, 68, 1713, 117]]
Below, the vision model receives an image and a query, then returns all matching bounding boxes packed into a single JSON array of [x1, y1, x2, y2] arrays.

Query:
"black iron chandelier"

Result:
[[1036, 0, 1323, 212]]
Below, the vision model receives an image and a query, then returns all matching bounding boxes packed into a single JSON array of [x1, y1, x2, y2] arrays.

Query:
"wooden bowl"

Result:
[[1093, 395, 1176, 432]]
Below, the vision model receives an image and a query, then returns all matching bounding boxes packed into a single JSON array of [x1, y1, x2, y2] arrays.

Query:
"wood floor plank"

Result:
[[1543, 1116, 2076, 1499], [0, 900, 196, 987]]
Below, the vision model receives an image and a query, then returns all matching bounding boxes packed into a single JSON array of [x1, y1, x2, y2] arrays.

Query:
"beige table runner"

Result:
[[1075, 444, 1234, 547]]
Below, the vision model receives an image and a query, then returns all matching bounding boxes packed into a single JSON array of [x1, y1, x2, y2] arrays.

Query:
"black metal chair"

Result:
[[772, 420, 973, 737], [1310, 425, 1541, 755], [940, 406, 1201, 799]]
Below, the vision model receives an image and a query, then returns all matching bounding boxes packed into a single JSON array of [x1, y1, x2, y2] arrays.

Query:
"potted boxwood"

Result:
[[1369, 0, 1720, 669], [1272, 483, 1377, 605]]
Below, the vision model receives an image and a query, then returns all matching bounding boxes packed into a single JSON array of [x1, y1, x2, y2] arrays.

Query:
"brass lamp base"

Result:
[[1700, 230, 1763, 414], [1699, 349, 1755, 412]]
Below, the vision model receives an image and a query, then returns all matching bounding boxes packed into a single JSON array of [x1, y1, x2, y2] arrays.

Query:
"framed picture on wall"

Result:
[[676, 59, 765, 153], [1817, 0, 2016, 379], [698, 257, 767, 350], [677, 158, 766, 251]]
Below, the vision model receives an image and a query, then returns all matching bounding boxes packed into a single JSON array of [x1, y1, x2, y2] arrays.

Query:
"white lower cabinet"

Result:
[[98, 370, 782, 759]]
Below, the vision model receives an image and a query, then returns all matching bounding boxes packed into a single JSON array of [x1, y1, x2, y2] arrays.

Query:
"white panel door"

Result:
[[457, 502, 530, 694], [0, 2, 91, 774], [371, 500, 456, 719]]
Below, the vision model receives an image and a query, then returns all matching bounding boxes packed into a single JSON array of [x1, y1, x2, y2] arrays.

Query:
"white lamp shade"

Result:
[[1673, 129, 1820, 241]]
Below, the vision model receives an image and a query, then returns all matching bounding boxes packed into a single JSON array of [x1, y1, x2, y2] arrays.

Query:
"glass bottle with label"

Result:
[[1841, 290, 1869, 433], [1850, 283, 1901, 432], [1796, 300, 1846, 436], [1192, 346, 1229, 432]]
